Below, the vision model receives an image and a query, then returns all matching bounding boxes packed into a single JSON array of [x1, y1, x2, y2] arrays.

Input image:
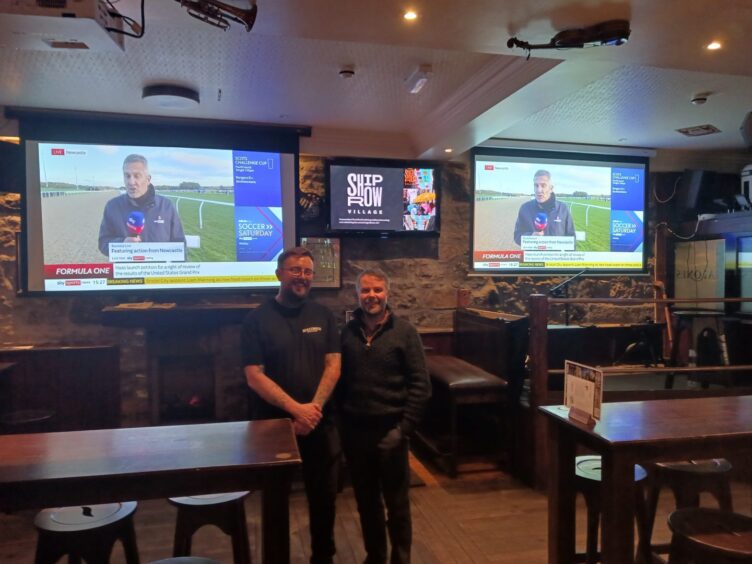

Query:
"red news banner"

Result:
[[44, 264, 114, 279], [473, 251, 523, 262]]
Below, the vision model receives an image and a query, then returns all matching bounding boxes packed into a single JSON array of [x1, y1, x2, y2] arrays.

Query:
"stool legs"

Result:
[[172, 498, 251, 564], [35, 518, 140, 564], [579, 483, 648, 563]]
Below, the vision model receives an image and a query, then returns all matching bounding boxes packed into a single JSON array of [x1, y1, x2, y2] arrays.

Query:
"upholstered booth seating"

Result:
[[418, 355, 508, 477]]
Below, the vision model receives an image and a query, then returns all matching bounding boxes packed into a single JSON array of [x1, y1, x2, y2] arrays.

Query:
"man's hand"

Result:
[[124, 236, 141, 242], [293, 419, 314, 436], [292, 402, 322, 430], [377, 425, 403, 450]]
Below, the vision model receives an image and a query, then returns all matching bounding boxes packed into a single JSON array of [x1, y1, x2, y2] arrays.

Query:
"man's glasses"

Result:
[[285, 267, 315, 277]]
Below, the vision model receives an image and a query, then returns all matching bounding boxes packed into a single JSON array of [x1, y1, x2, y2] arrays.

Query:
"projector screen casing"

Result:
[[14, 110, 302, 296]]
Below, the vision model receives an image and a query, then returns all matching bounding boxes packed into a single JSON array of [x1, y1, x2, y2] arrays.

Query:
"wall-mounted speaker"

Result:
[[741, 111, 752, 148], [0, 142, 23, 193]]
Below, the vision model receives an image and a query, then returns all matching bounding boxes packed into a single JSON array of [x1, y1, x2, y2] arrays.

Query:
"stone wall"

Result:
[[0, 157, 657, 425]]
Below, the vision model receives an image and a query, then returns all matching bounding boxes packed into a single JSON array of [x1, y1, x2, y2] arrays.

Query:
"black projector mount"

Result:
[[507, 20, 631, 54]]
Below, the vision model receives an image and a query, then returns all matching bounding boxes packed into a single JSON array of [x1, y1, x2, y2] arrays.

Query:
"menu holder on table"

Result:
[[563, 360, 604, 426]]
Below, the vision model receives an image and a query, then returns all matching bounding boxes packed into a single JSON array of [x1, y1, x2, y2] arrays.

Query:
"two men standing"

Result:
[[242, 248, 430, 564]]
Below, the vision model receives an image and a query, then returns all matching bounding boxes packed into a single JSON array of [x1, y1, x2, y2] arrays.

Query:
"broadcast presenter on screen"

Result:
[[513, 169, 575, 246], [98, 154, 186, 255]]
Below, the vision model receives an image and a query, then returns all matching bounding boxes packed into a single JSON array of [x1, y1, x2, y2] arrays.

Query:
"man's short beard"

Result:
[[281, 284, 309, 304]]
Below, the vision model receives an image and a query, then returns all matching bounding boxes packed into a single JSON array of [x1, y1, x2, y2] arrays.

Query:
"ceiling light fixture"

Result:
[[444, 148, 453, 153], [706, 41, 722, 50], [142, 84, 200, 109], [403, 10, 417, 21], [405, 64, 432, 94]]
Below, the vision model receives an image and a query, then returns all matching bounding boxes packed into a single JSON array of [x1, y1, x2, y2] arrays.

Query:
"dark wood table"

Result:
[[0, 419, 301, 564], [541, 396, 752, 564]]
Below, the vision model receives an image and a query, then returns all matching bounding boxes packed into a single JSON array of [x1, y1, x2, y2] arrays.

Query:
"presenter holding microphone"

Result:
[[513, 169, 575, 246], [98, 154, 185, 255]]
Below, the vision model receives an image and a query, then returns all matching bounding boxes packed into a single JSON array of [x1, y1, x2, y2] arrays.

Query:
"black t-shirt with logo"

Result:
[[241, 299, 339, 420]]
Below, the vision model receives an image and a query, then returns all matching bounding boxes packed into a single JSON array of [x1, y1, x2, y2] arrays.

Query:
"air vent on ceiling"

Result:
[[676, 124, 722, 137]]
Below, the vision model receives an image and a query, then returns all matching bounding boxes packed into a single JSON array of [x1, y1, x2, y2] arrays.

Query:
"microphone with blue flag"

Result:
[[534, 211, 548, 233], [127, 210, 145, 240]]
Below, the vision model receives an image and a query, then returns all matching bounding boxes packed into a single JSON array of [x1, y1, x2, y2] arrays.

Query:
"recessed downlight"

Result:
[[706, 41, 722, 50], [403, 10, 417, 21], [444, 148, 453, 153]]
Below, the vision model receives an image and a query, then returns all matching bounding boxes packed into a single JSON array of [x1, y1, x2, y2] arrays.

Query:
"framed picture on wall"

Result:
[[300, 236, 341, 288]]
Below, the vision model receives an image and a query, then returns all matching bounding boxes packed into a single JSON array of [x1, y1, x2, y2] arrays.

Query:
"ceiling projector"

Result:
[[508, 20, 631, 52]]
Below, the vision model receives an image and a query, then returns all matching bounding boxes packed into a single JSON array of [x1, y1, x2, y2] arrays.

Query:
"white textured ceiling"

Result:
[[1, 0, 751, 159]]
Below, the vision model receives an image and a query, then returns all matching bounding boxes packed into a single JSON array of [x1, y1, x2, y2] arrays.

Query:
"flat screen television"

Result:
[[328, 158, 439, 236], [17, 112, 300, 295], [471, 147, 649, 275]]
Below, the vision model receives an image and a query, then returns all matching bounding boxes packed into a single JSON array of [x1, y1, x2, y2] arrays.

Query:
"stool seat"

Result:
[[575, 455, 648, 483], [645, 458, 734, 560], [169, 491, 249, 507], [34, 502, 139, 564], [657, 457, 732, 474], [668, 508, 752, 562], [169, 491, 251, 564], [0, 409, 55, 434]]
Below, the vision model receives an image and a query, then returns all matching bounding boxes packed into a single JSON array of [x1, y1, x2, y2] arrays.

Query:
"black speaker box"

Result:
[[0, 142, 23, 193]]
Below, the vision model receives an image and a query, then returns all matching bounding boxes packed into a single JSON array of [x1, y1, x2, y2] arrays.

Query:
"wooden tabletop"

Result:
[[541, 395, 752, 448], [0, 419, 301, 563]]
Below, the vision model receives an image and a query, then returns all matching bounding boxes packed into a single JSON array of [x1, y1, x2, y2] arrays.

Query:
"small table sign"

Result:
[[564, 360, 604, 425]]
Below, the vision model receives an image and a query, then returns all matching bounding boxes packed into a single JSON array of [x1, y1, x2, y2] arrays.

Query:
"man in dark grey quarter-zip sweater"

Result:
[[338, 268, 430, 564]]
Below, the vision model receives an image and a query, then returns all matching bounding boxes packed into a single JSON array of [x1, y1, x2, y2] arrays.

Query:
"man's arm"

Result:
[[244, 364, 322, 431], [513, 207, 528, 246], [312, 352, 341, 408], [564, 203, 575, 236], [398, 326, 431, 436], [98, 201, 122, 255]]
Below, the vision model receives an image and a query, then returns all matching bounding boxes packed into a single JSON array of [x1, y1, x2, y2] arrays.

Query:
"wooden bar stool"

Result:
[[34, 501, 139, 564], [574, 455, 649, 564], [667, 507, 752, 563], [168, 491, 251, 564], [644, 458, 733, 557]]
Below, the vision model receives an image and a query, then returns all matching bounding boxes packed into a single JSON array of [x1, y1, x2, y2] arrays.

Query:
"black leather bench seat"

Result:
[[419, 355, 508, 477]]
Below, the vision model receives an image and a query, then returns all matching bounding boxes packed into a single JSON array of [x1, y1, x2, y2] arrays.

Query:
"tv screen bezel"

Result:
[[470, 146, 650, 276], [325, 157, 441, 238], [13, 109, 305, 297]]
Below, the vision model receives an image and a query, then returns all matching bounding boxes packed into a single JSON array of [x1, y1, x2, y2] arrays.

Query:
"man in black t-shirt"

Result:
[[241, 247, 341, 564]]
